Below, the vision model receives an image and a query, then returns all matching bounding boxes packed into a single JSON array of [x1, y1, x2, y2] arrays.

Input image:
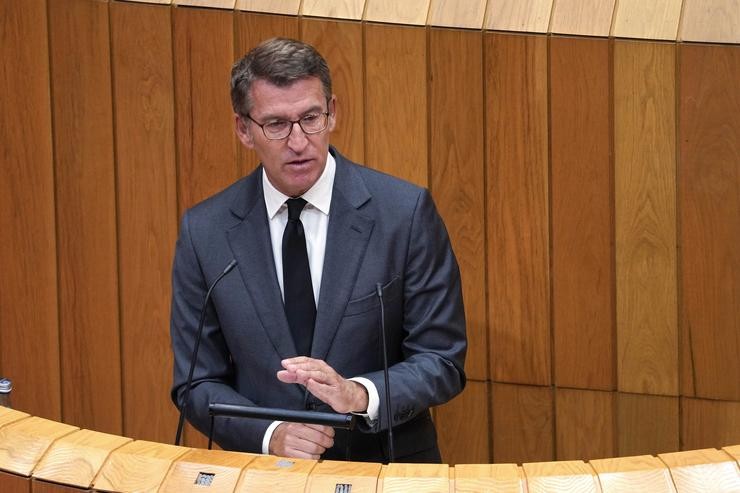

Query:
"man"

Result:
[[170, 38, 466, 463]]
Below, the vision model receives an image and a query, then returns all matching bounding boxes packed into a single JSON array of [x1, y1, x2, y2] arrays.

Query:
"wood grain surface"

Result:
[[551, 36, 614, 391], [522, 460, 601, 493], [48, 0, 122, 435], [0, 0, 60, 422], [485, 33, 550, 386], [659, 448, 740, 492], [435, 381, 489, 464], [429, 28, 486, 380], [680, 0, 740, 43], [679, 43, 740, 402], [611, 0, 682, 40], [109, 0, 180, 444], [590, 454, 676, 493], [32, 429, 131, 487], [484, 0, 554, 33], [93, 439, 189, 492], [549, 0, 617, 37], [174, 6, 237, 214], [681, 398, 740, 451], [555, 388, 615, 461], [364, 0, 430, 25], [427, 0, 487, 29], [302, 0, 366, 20], [364, 24, 427, 186], [617, 393, 678, 457], [0, 417, 78, 476], [614, 40, 678, 396], [237, 0, 300, 14], [491, 383, 553, 464]]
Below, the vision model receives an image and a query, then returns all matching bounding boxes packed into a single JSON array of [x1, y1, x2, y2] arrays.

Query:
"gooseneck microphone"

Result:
[[174, 259, 238, 446], [376, 283, 395, 463]]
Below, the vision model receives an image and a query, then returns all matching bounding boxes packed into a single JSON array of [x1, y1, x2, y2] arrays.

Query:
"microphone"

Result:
[[206, 403, 356, 450], [376, 283, 394, 463], [174, 259, 238, 446]]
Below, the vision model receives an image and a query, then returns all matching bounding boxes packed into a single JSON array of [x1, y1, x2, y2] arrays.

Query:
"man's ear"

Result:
[[327, 95, 337, 133], [234, 114, 255, 149]]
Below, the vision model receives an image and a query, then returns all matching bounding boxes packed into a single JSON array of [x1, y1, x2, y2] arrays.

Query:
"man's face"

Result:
[[235, 77, 335, 197]]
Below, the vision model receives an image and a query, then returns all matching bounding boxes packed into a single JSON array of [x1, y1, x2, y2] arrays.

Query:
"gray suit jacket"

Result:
[[170, 148, 466, 462]]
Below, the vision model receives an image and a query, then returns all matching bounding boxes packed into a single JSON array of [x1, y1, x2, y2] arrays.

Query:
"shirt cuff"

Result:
[[261, 420, 283, 455], [348, 376, 379, 423]]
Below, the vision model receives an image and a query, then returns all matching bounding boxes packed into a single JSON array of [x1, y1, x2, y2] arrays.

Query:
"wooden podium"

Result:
[[1, 406, 739, 492]]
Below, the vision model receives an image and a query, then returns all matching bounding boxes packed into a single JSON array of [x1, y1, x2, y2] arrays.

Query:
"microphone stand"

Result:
[[174, 259, 238, 446], [207, 403, 356, 450], [376, 283, 394, 463]]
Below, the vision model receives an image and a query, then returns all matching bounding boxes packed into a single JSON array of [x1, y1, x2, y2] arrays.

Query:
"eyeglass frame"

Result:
[[242, 100, 332, 141]]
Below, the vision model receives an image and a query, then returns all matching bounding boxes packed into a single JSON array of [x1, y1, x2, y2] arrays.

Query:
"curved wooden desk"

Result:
[[1, 407, 739, 492]]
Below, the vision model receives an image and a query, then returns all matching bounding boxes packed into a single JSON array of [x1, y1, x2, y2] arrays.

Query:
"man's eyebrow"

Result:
[[259, 104, 325, 121]]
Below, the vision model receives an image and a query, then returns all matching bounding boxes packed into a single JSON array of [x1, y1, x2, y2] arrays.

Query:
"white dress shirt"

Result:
[[260, 153, 379, 453]]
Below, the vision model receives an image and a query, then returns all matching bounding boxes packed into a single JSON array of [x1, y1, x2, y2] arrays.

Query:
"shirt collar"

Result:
[[263, 152, 335, 219]]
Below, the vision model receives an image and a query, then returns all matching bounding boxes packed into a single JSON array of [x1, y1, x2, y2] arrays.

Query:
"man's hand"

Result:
[[269, 422, 334, 459], [277, 357, 369, 414]]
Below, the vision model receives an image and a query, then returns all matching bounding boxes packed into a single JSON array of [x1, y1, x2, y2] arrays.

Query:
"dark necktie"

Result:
[[282, 198, 316, 356]]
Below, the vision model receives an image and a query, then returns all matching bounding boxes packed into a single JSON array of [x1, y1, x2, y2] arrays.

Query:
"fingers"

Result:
[[275, 357, 368, 414], [269, 422, 335, 459], [280, 358, 337, 385]]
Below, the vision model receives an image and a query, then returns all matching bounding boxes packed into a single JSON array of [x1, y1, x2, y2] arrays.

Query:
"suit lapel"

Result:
[[312, 155, 374, 360], [226, 171, 297, 360]]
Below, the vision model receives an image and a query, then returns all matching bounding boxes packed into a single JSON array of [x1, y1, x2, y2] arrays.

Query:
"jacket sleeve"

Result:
[[358, 188, 467, 433], [169, 210, 269, 452]]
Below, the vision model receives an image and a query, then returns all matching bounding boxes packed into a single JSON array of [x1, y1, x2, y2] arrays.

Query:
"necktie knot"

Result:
[[286, 198, 307, 221]]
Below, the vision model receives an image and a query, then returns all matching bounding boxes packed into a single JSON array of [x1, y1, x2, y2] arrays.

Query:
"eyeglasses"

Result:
[[245, 110, 330, 140]]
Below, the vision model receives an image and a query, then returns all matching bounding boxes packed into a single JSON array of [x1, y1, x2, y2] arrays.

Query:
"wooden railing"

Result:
[[1, 406, 738, 492]]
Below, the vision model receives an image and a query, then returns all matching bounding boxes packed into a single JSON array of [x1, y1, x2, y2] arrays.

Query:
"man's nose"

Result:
[[287, 121, 308, 150]]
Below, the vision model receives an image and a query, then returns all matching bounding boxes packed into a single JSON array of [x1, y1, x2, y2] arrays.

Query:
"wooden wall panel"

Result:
[[364, 24, 427, 186], [484, 0, 554, 33], [30, 479, 86, 492], [234, 12, 300, 177], [429, 29, 486, 381], [485, 33, 550, 386], [110, 1, 179, 443], [174, 6, 237, 213], [611, 0, 682, 41], [302, 19, 365, 164], [173, 6, 236, 448], [681, 398, 740, 451], [679, 44, 740, 401], [48, 0, 122, 434], [556, 388, 615, 460], [617, 393, 678, 456], [614, 41, 678, 396], [428, 0, 487, 29], [0, 0, 60, 421], [435, 381, 489, 464], [0, 470, 29, 493], [491, 383, 553, 464], [680, 0, 740, 44], [551, 36, 614, 391], [549, 0, 617, 37]]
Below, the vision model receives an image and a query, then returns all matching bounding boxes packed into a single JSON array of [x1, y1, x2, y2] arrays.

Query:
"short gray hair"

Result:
[[230, 38, 332, 116]]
